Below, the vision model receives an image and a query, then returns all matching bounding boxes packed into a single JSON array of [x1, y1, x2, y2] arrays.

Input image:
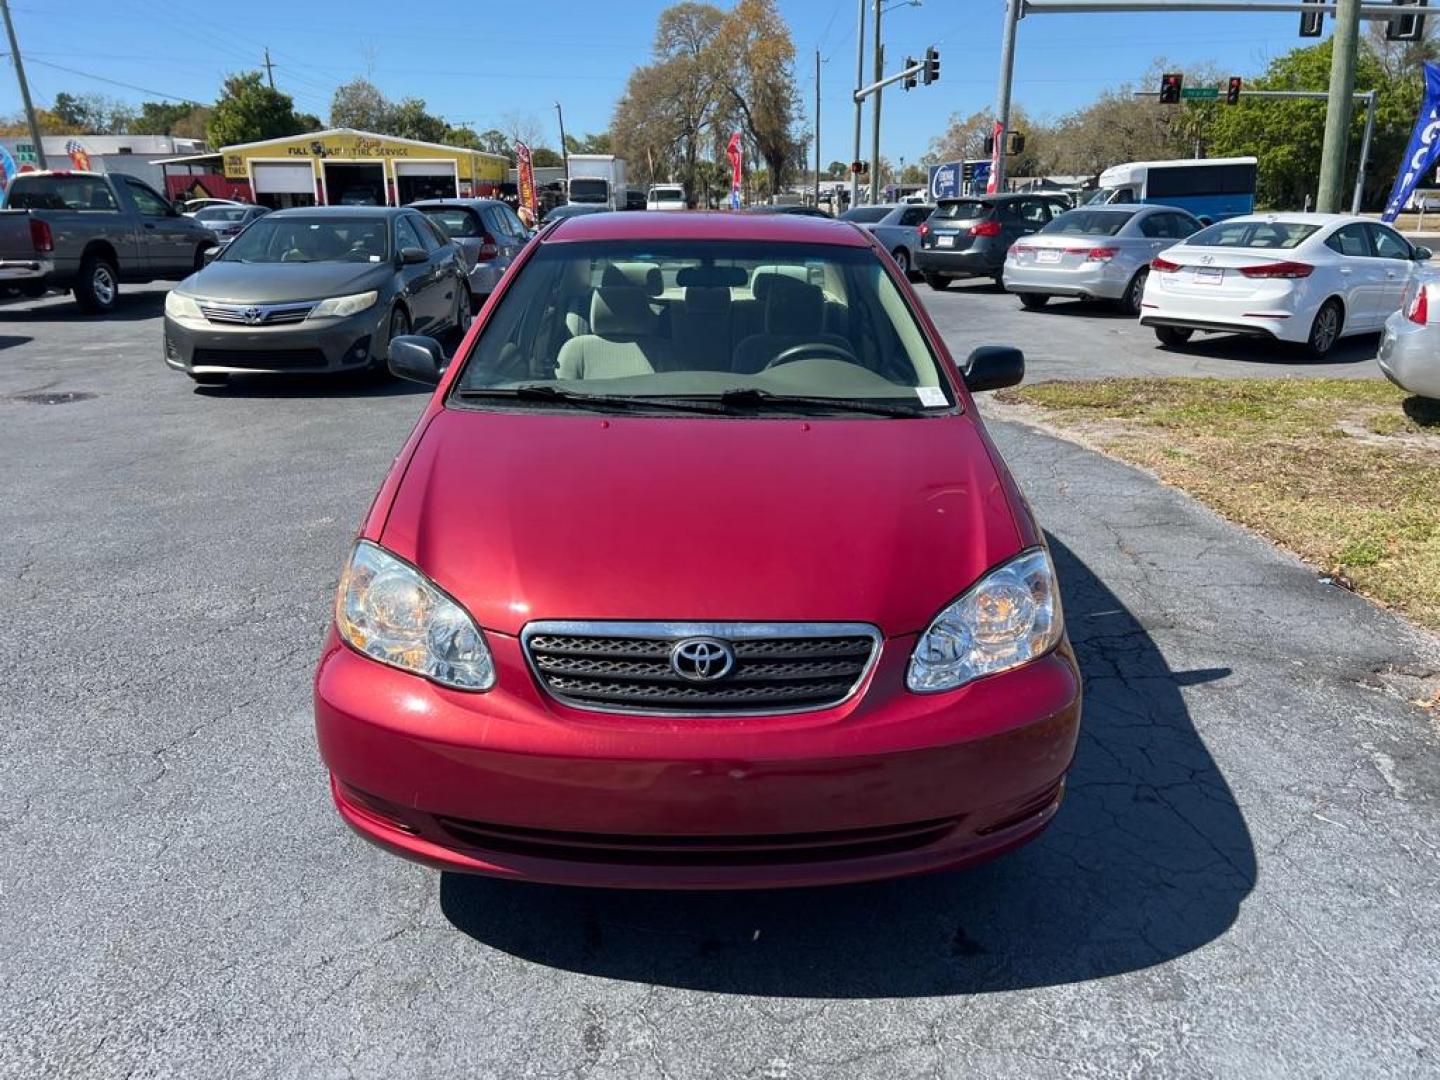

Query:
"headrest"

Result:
[[590, 286, 656, 337], [764, 276, 824, 336], [751, 264, 809, 301], [685, 285, 731, 315], [602, 261, 663, 296]]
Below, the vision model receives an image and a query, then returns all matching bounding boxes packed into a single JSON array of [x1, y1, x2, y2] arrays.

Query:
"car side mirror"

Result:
[[399, 246, 428, 265], [962, 345, 1024, 392], [202, 246, 221, 265], [388, 334, 446, 385], [1415, 246, 1432, 261]]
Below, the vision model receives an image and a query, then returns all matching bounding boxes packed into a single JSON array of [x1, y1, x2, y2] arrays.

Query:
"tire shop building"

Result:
[[157, 128, 509, 209]]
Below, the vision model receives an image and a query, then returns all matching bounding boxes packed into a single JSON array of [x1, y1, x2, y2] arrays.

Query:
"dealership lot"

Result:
[[3, 285, 1439, 1078]]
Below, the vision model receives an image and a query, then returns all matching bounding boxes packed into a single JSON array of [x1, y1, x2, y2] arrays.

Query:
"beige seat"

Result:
[[732, 277, 853, 374], [602, 262, 664, 296], [673, 286, 733, 371], [556, 286, 673, 381]]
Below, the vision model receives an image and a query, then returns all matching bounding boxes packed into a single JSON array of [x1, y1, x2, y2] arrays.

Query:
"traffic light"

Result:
[[850, 160, 867, 176], [1006, 132, 1026, 156], [923, 46, 940, 86], [962, 162, 974, 183], [1226, 76, 1243, 106], [983, 134, 995, 155], [904, 57, 918, 91], [1387, 0, 1428, 42], [1159, 73, 1183, 105], [1299, 0, 1324, 37]]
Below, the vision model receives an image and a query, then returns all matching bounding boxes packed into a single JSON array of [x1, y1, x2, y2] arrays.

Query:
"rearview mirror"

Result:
[[388, 334, 446, 385], [399, 246, 428, 265], [963, 345, 1024, 392], [1415, 246, 1432, 261]]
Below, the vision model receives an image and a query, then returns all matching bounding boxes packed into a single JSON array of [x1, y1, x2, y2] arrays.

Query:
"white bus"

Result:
[[1085, 157, 1257, 223]]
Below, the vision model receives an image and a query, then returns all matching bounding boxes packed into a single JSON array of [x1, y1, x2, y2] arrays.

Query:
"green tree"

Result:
[[531, 147, 564, 167], [475, 129, 512, 156], [131, 101, 197, 136], [207, 72, 308, 147], [330, 77, 389, 130], [48, 91, 134, 134], [387, 97, 447, 143]]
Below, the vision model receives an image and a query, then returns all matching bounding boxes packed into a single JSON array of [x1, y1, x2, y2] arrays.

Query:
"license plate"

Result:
[[936, 234, 956, 248], [1194, 266, 1224, 285], [1036, 249, 1061, 264]]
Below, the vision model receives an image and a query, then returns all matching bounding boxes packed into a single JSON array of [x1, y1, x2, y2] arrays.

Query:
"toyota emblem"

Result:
[[243, 306, 263, 324], [669, 637, 736, 682]]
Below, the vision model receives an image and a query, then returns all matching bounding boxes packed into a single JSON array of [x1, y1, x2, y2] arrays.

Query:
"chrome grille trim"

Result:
[[521, 620, 883, 717], [199, 300, 316, 325]]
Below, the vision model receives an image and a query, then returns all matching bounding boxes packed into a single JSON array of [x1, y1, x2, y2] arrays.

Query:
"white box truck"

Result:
[[566, 155, 628, 211]]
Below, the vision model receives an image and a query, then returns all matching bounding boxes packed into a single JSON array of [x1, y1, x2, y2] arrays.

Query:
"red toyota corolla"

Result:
[[314, 211, 1081, 889]]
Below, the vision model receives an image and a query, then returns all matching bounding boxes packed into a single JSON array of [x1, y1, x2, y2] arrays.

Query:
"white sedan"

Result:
[[1139, 213, 1431, 358]]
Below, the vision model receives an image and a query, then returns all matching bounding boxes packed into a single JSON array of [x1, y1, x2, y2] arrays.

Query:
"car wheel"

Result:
[[1018, 293, 1048, 310], [74, 253, 118, 314], [924, 272, 951, 291], [453, 287, 471, 334], [188, 372, 229, 387], [384, 306, 411, 364], [1118, 268, 1148, 317], [1154, 325, 1194, 347], [891, 248, 911, 275], [1306, 299, 1343, 358]]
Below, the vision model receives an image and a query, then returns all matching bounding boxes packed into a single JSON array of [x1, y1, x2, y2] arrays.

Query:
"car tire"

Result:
[[452, 287, 470, 335], [383, 306, 411, 368], [924, 272, 951, 291], [1154, 325, 1193, 347], [188, 372, 228, 386], [73, 253, 118, 314], [1018, 293, 1048, 310], [1118, 268, 1148, 317], [1305, 299, 1343, 358], [892, 248, 911, 275]]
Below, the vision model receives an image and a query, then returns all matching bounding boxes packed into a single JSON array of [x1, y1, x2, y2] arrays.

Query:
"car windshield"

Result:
[[1185, 220, 1318, 249], [932, 201, 986, 220], [840, 207, 891, 223], [221, 217, 390, 263], [419, 207, 480, 238], [451, 240, 950, 414], [195, 206, 250, 223], [1042, 209, 1136, 236], [650, 187, 683, 200]]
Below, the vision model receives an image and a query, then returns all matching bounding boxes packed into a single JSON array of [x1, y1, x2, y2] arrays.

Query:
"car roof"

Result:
[[938, 193, 1048, 204], [1204, 213, 1364, 228], [411, 198, 506, 209], [543, 210, 870, 246], [268, 206, 407, 219]]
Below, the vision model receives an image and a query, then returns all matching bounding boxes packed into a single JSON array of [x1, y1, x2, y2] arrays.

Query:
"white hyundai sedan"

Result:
[[1140, 214, 1431, 358]]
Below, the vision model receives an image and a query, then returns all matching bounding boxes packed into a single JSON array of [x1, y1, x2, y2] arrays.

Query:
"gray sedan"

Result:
[[191, 204, 270, 247], [1378, 274, 1440, 400], [412, 199, 530, 311], [840, 203, 933, 276], [163, 206, 468, 385], [1002, 205, 1202, 316]]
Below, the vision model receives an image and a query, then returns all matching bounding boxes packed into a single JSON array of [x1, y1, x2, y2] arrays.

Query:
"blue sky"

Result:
[[8, 0, 1323, 164]]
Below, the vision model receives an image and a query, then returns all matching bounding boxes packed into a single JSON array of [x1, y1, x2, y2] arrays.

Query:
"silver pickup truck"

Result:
[[0, 170, 216, 314]]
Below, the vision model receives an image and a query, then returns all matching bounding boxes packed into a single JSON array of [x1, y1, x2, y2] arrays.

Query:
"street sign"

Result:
[[1181, 87, 1219, 100]]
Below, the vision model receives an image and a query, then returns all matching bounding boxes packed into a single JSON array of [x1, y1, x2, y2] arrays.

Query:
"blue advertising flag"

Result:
[[1383, 62, 1440, 222]]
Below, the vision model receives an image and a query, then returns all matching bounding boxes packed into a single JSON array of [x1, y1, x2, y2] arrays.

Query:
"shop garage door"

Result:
[[395, 160, 458, 203], [252, 162, 314, 195]]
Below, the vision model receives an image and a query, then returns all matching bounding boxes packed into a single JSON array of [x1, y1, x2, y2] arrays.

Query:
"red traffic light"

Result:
[[1226, 76, 1243, 105], [1159, 73, 1183, 105]]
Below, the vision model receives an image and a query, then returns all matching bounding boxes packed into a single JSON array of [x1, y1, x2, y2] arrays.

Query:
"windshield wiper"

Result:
[[454, 385, 727, 413], [714, 387, 931, 417]]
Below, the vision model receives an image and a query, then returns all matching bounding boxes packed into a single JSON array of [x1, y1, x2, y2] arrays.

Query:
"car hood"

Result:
[[380, 408, 1025, 638], [182, 261, 391, 304]]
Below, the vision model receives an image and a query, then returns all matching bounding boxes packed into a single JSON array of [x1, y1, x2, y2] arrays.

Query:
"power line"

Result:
[[23, 56, 199, 103]]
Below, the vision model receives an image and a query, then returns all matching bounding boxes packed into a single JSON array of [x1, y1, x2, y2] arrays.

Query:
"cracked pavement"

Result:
[[2, 284, 1438, 1079]]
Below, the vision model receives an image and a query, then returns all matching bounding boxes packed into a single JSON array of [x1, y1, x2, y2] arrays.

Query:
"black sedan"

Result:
[[163, 207, 469, 385]]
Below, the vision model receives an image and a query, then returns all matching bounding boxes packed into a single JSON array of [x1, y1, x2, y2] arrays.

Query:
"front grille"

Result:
[[200, 301, 316, 325], [191, 347, 327, 370], [523, 621, 881, 715]]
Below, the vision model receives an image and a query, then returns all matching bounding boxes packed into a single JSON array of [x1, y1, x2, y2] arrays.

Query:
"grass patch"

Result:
[[996, 378, 1440, 631]]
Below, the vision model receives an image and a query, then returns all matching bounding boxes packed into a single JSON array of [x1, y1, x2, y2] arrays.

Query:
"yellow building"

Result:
[[205, 128, 509, 209]]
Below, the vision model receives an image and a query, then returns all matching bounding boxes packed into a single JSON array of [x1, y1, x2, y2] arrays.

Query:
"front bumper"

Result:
[[915, 243, 1002, 279], [1004, 259, 1132, 300], [315, 629, 1083, 889], [1378, 313, 1440, 399], [163, 306, 387, 376]]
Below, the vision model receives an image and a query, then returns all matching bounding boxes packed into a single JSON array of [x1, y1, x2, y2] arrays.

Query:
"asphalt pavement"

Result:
[[3, 283, 1438, 1079]]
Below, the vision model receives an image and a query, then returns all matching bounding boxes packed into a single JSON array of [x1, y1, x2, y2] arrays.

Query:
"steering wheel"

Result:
[[764, 341, 857, 369]]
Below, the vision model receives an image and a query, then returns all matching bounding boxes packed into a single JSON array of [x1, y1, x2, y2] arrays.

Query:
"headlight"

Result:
[[335, 540, 495, 691], [165, 291, 201, 319], [907, 547, 1063, 693], [310, 290, 379, 319]]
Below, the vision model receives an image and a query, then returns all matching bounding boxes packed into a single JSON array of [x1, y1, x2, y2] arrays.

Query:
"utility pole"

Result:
[[263, 47, 276, 89], [554, 101, 570, 187], [1, 0, 45, 170], [814, 49, 822, 209], [1317, 0, 1360, 211], [851, 0, 866, 208], [870, 1, 883, 203], [992, 0, 1021, 194]]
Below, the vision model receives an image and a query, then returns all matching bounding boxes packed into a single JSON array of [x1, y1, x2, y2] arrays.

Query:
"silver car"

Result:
[[1378, 273, 1440, 400], [191, 204, 269, 247], [413, 199, 530, 311], [840, 203, 934, 277], [1003, 205, 1202, 315]]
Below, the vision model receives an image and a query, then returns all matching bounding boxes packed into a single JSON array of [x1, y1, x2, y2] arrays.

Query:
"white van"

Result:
[[646, 184, 687, 211]]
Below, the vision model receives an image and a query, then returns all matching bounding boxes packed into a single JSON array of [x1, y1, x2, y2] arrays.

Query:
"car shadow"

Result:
[[439, 536, 1255, 998], [0, 291, 167, 322], [1017, 297, 1131, 320], [0, 334, 35, 350], [195, 371, 432, 399], [1402, 396, 1440, 427], [1156, 330, 1378, 366]]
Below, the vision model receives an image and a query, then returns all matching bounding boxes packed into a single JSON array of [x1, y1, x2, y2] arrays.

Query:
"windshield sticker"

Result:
[[916, 387, 947, 407], [369, 255, 381, 262]]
